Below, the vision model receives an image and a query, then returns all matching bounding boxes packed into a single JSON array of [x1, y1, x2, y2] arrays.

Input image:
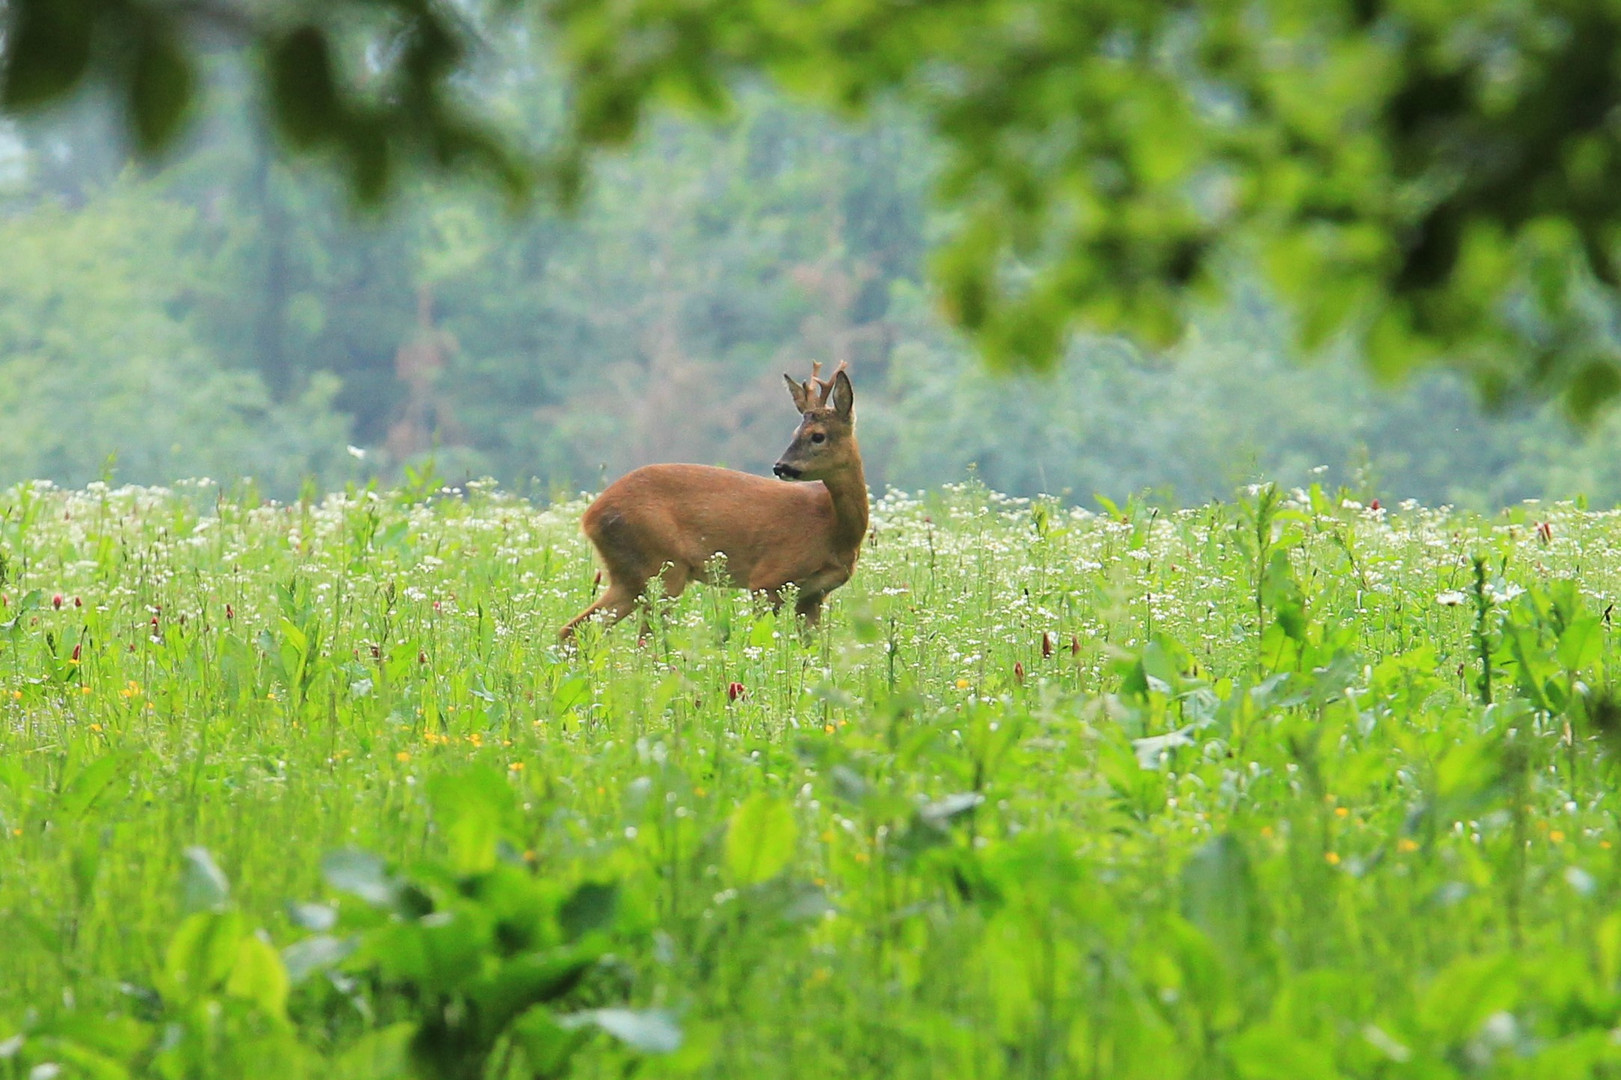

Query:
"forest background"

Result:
[[4, 49, 1620, 510]]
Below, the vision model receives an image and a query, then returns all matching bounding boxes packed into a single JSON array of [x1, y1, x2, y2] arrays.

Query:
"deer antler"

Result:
[[802, 360, 822, 402], [811, 360, 848, 407]]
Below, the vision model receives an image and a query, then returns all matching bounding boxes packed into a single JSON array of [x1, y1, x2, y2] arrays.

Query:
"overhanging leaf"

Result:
[[128, 22, 193, 156]]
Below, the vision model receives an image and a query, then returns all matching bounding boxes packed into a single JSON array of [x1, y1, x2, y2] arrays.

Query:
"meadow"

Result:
[[1, 475, 1619, 1078]]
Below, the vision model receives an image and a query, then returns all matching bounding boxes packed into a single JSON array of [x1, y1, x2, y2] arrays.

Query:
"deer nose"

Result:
[[773, 463, 801, 480]]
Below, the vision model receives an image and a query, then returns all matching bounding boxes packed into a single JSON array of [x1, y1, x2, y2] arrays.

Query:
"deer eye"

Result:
[[810, 432, 826, 444]]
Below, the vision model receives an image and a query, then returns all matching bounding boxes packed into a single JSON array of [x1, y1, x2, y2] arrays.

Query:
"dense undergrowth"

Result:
[[1, 477, 1619, 1078]]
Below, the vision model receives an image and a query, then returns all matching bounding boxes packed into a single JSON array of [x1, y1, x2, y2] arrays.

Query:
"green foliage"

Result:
[[0, 183, 352, 491], [7, 52, 1621, 504], [0, 480, 1620, 1075], [11, 0, 1621, 404]]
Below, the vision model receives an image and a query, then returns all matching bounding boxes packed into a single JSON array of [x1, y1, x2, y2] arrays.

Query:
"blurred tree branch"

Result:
[[6, 0, 1621, 417]]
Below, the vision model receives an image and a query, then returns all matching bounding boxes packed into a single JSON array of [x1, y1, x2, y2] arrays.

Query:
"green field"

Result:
[[1, 477, 1619, 1078]]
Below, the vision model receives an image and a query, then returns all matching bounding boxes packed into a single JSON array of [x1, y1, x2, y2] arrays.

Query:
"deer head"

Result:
[[775, 362, 857, 482]]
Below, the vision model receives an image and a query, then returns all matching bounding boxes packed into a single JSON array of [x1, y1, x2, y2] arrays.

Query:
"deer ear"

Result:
[[784, 373, 809, 413], [831, 369, 854, 420]]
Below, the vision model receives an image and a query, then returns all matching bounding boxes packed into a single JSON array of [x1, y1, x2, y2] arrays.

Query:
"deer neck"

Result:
[[819, 451, 869, 557]]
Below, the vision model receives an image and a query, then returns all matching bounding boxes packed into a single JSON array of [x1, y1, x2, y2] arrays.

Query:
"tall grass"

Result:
[[1, 477, 1618, 1078]]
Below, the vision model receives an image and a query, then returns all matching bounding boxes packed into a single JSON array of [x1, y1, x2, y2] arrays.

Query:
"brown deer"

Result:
[[560, 362, 867, 641]]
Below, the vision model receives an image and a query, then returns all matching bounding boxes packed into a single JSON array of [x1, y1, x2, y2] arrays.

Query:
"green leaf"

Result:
[[472, 948, 597, 1032], [1180, 834, 1266, 966], [266, 25, 342, 149], [0, 0, 95, 109], [551, 674, 590, 713], [286, 901, 336, 931], [329, 1024, 413, 1080], [558, 881, 618, 942], [179, 846, 230, 914], [164, 911, 245, 1001], [748, 617, 775, 648], [225, 933, 290, 1019], [724, 793, 798, 886], [511, 1008, 588, 1076], [1262, 550, 1307, 642], [128, 23, 193, 156], [1558, 616, 1602, 671], [1227, 1021, 1340, 1079], [322, 848, 397, 907], [282, 934, 355, 984], [70, 831, 102, 906], [918, 791, 984, 829], [427, 766, 518, 875], [559, 1008, 682, 1053], [57, 752, 123, 821], [1565, 360, 1621, 427], [1417, 952, 1518, 1045]]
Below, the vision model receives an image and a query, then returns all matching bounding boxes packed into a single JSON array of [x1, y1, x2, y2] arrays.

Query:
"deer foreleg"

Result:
[[794, 592, 825, 626]]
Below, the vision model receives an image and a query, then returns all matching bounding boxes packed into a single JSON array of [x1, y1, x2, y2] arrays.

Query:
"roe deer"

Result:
[[560, 362, 868, 641]]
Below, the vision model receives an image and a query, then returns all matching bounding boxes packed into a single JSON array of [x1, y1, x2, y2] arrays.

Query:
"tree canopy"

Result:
[[4, 0, 1621, 415]]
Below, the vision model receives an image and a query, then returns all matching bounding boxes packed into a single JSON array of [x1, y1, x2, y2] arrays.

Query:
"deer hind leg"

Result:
[[659, 562, 691, 599], [560, 579, 643, 642], [561, 510, 666, 643]]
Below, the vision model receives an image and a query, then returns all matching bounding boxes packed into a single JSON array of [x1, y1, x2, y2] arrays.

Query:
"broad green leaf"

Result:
[[329, 1023, 413, 1080], [56, 752, 124, 821], [225, 933, 290, 1019], [511, 1008, 588, 1076], [1227, 1021, 1341, 1079], [282, 934, 356, 984], [559, 1008, 682, 1053], [558, 881, 618, 941], [1557, 616, 1602, 671], [128, 24, 193, 156], [748, 617, 775, 648], [1566, 360, 1621, 427], [1180, 834, 1266, 966], [164, 911, 245, 1001], [322, 849, 397, 907], [725, 793, 798, 886], [267, 26, 341, 149], [0, 0, 94, 108], [179, 846, 230, 914], [472, 948, 597, 1032], [1262, 550, 1307, 642], [552, 674, 590, 713], [427, 766, 518, 875], [1417, 952, 1518, 1045]]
